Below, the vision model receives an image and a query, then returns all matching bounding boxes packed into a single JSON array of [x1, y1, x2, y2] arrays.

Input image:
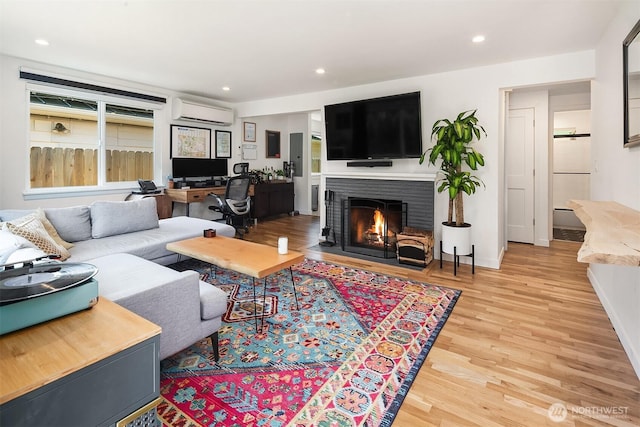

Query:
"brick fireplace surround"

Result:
[[324, 177, 434, 251]]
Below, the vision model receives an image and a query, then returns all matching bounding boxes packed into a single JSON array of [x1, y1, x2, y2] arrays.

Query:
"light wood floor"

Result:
[[242, 214, 639, 426]]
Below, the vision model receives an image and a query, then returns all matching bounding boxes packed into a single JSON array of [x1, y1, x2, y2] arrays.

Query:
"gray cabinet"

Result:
[[0, 299, 161, 427], [0, 336, 160, 426]]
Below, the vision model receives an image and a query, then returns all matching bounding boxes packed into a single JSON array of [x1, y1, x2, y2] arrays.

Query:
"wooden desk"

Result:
[[0, 298, 161, 425], [165, 186, 254, 217]]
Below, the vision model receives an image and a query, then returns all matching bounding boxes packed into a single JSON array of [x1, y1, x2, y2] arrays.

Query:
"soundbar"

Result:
[[346, 160, 393, 167]]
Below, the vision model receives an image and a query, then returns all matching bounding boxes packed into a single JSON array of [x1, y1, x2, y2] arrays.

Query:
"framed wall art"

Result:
[[243, 122, 256, 142], [170, 125, 211, 158], [215, 130, 232, 158]]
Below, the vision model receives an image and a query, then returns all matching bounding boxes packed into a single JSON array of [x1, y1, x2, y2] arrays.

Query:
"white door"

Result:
[[507, 108, 535, 243]]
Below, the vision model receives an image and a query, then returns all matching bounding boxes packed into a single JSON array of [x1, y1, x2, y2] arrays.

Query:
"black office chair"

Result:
[[233, 162, 249, 176], [209, 176, 252, 237]]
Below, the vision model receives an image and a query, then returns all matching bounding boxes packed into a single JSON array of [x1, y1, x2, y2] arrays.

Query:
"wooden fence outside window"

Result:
[[30, 146, 153, 188]]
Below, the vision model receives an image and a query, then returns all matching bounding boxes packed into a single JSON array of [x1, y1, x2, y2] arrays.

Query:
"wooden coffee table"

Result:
[[166, 236, 305, 332]]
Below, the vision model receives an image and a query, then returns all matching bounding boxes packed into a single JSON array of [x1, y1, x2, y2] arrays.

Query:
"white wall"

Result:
[[590, 3, 640, 378], [235, 51, 596, 269], [0, 50, 605, 271]]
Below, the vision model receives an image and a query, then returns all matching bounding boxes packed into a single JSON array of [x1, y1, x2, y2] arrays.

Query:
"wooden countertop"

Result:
[[568, 200, 640, 266], [0, 298, 161, 405], [165, 185, 254, 199]]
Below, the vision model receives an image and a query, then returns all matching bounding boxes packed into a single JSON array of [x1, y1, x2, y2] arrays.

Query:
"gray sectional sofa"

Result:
[[0, 197, 236, 359]]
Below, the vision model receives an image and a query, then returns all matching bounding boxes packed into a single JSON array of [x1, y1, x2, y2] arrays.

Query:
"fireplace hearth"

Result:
[[341, 197, 407, 258]]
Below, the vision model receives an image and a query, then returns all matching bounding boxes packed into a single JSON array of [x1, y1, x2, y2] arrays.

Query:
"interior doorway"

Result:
[[505, 81, 591, 247]]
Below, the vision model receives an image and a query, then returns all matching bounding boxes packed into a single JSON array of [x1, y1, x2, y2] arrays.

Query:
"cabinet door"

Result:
[[271, 183, 294, 215], [252, 185, 270, 219], [282, 183, 294, 213]]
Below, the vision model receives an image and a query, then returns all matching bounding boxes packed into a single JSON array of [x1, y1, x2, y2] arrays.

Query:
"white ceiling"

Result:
[[0, 0, 627, 103]]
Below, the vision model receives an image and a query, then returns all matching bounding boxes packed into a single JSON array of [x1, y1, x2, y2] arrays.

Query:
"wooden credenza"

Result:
[[0, 298, 161, 427], [252, 182, 294, 219]]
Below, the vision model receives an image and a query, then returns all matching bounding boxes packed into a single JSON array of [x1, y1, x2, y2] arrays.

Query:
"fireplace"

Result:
[[341, 197, 407, 258]]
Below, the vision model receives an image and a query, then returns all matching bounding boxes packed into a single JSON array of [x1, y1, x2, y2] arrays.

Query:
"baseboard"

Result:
[[587, 267, 640, 380], [437, 248, 502, 270], [535, 238, 550, 247]]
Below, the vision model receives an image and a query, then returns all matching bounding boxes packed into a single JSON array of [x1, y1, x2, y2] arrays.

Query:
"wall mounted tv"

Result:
[[324, 91, 422, 160], [172, 158, 228, 179]]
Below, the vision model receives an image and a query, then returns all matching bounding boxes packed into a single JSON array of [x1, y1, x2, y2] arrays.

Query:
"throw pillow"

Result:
[[90, 198, 159, 239], [0, 228, 37, 265], [36, 208, 74, 249], [6, 247, 47, 265], [5, 214, 71, 261]]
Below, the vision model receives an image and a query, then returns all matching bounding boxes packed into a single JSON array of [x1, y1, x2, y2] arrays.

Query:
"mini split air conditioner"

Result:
[[172, 98, 234, 126]]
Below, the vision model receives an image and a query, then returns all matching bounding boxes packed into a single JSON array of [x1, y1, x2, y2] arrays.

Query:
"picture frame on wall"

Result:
[[266, 130, 281, 158], [243, 121, 256, 142], [215, 130, 232, 158], [170, 125, 211, 158]]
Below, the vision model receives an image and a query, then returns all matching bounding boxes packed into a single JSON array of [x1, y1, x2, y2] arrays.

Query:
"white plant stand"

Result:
[[439, 223, 475, 276]]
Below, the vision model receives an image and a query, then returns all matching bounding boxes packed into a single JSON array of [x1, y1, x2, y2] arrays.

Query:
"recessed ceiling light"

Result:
[[315, 68, 326, 75], [222, 86, 230, 91], [35, 38, 49, 46], [472, 35, 485, 43]]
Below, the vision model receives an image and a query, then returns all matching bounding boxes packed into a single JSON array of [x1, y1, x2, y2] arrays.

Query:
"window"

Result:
[[28, 88, 156, 191]]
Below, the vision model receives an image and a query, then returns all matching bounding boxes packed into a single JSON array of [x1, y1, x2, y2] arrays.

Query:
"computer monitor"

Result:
[[172, 158, 228, 179]]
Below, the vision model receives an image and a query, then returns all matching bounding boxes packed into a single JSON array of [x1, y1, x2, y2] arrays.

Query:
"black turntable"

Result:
[[0, 258, 99, 335]]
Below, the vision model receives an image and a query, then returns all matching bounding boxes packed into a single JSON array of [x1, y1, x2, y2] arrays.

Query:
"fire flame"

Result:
[[370, 209, 385, 242]]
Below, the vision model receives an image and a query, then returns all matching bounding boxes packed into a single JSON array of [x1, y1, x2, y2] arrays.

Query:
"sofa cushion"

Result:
[[91, 253, 189, 301], [36, 208, 74, 250], [90, 198, 159, 239], [44, 206, 92, 242], [0, 209, 35, 222], [67, 216, 235, 263]]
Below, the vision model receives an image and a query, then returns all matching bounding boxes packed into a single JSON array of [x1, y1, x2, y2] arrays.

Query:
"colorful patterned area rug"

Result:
[[161, 258, 461, 427]]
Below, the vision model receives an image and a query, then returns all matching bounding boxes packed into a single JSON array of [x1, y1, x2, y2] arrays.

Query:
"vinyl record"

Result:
[[0, 262, 98, 305]]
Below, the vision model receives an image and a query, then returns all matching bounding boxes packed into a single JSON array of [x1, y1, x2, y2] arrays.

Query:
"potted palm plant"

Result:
[[420, 109, 486, 256]]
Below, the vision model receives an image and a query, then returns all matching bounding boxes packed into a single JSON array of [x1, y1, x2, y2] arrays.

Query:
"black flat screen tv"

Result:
[[324, 91, 422, 160], [172, 158, 228, 179]]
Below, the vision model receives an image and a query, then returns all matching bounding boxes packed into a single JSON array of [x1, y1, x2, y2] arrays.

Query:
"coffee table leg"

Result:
[[289, 267, 299, 311], [253, 278, 258, 332], [261, 277, 268, 333], [252, 277, 268, 334]]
